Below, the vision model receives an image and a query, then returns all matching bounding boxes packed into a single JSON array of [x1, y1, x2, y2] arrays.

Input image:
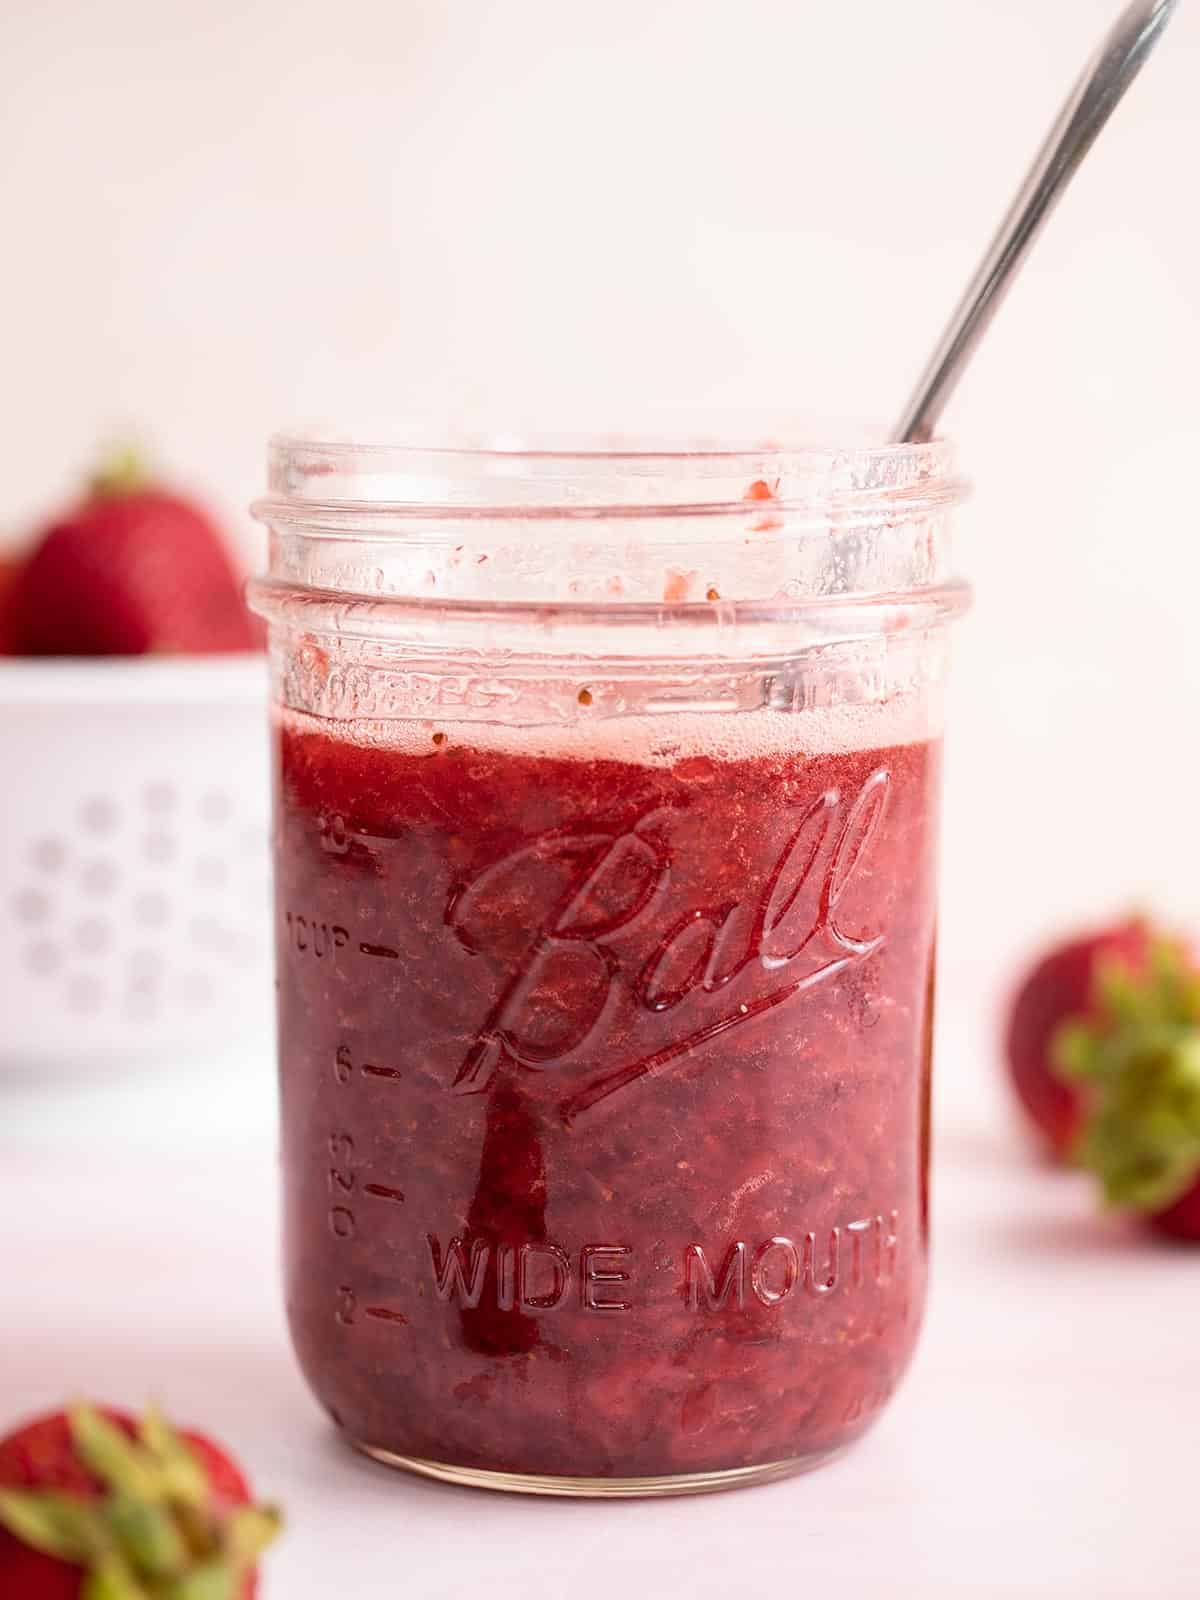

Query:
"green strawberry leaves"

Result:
[[106, 1495, 190, 1579], [81, 1557, 153, 1600], [162, 1560, 240, 1600], [89, 445, 153, 500], [0, 1405, 281, 1597], [0, 1487, 110, 1563], [72, 1409, 168, 1504], [1053, 937, 1200, 1211], [226, 1505, 283, 1565], [137, 1408, 211, 1511]]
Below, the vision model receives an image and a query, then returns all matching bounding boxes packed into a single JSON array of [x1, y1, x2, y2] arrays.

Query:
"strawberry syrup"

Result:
[[276, 716, 940, 1480]]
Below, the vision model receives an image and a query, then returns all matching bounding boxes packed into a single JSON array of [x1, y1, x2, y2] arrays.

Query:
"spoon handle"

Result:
[[892, 0, 1179, 445]]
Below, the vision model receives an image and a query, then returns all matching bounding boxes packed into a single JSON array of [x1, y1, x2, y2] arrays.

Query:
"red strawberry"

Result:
[[10, 451, 259, 657], [1004, 917, 1150, 1157], [0, 1404, 281, 1600]]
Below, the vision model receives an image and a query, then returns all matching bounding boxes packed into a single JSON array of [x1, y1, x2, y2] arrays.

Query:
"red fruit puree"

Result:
[[277, 709, 940, 1483]]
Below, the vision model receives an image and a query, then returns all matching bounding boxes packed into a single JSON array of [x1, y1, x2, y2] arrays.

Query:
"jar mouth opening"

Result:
[[258, 425, 964, 522]]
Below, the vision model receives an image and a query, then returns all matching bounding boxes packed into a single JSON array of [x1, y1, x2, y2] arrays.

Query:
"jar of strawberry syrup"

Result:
[[248, 430, 970, 1496]]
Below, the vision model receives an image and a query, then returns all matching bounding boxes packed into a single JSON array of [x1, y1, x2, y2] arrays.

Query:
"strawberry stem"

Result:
[[90, 446, 153, 499]]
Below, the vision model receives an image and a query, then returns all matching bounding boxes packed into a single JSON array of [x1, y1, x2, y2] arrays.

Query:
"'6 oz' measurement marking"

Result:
[[327, 1132, 357, 1238], [335, 1044, 403, 1085]]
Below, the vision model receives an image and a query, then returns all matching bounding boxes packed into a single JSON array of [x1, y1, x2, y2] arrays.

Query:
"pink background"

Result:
[[1, 7, 1196, 1592]]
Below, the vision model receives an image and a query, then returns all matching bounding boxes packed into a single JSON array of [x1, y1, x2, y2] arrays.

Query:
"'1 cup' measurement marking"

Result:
[[359, 942, 399, 960], [281, 911, 402, 968]]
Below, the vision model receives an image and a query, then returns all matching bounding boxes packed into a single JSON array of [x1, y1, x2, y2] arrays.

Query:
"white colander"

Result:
[[0, 657, 274, 1073]]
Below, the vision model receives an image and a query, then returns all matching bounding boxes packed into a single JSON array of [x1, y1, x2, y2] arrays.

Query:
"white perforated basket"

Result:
[[0, 657, 273, 1073]]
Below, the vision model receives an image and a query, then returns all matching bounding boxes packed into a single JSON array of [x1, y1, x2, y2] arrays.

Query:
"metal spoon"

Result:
[[892, 0, 1179, 444]]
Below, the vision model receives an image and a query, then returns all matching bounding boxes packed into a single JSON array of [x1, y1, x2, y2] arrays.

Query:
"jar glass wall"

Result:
[[249, 431, 970, 1496]]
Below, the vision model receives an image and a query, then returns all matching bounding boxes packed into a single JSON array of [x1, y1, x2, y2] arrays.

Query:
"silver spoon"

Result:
[[893, 0, 1179, 444]]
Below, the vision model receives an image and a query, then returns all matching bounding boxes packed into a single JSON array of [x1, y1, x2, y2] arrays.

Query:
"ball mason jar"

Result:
[[249, 430, 970, 1497]]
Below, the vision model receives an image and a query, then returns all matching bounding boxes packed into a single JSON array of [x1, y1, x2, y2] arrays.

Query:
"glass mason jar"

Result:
[[249, 429, 970, 1497]]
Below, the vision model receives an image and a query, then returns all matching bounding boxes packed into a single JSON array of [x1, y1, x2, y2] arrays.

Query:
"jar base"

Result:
[[351, 1439, 845, 1498]]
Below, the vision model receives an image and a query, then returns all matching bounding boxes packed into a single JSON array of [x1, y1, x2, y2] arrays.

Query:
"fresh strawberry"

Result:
[[1004, 917, 1150, 1157], [1053, 935, 1200, 1241], [0, 1404, 281, 1600], [10, 451, 259, 656]]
